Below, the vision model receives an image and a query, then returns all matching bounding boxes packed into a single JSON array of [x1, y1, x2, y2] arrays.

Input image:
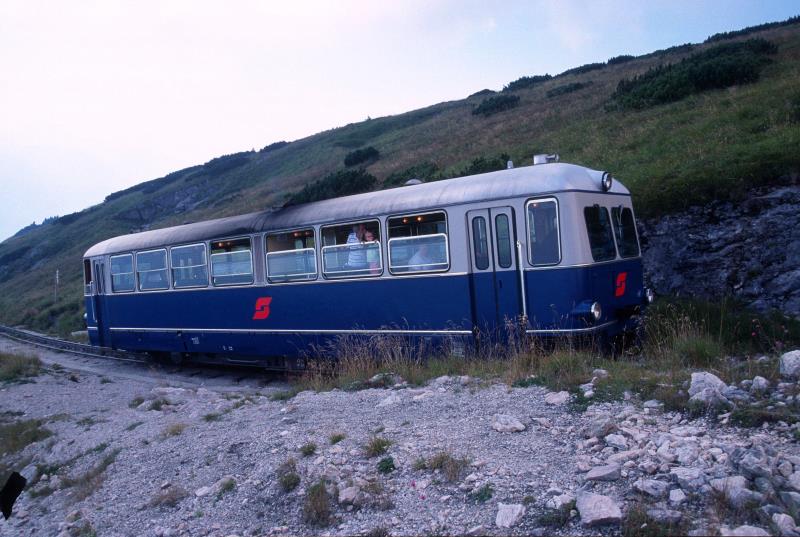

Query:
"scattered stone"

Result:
[[647, 507, 683, 525], [531, 417, 552, 428], [585, 416, 617, 438], [490, 414, 526, 433], [604, 434, 627, 450], [576, 492, 622, 526], [545, 391, 569, 405], [195, 486, 212, 497], [751, 376, 770, 394], [773, 513, 800, 537], [669, 489, 687, 505], [719, 525, 770, 537], [643, 400, 664, 413], [546, 493, 576, 511], [377, 394, 402, 407], [780, 350, 800, 379], [338, 487, 359, 505], [670, 467, 705, 489], [586, 464, 621, 481], [634, 478, 670, 498], [688, 372, 726, 396], [495, 503, 525, 528]]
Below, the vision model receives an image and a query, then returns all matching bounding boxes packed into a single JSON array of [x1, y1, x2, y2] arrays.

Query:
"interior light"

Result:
[[416, 216, 423, 222]]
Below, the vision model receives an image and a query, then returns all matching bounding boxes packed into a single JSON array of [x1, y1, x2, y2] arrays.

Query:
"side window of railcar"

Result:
[[171, 244, 209, 288], [584, 205, 617, 262], [495, 214, 513, 268], [266, 229, 317, 282], [83, 259, 92, 295], [472, 217, 490, 270], [611, 206, 640, 258], [527, 199, 560, 266], [320, 221, 382, 278], [110, 254, 135, 293], [136, 250, 169, 291], [388, 212, 449, 274], [210, 238, 254, 286]]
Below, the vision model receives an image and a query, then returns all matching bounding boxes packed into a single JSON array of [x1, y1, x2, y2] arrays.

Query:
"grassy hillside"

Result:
[[1, 19, 799, 335]]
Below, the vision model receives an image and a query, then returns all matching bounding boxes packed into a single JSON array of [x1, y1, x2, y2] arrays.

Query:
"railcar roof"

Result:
[[84, 162, 630, 257]]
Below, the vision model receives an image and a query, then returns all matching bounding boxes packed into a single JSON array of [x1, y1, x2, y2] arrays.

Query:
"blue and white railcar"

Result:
[[82, 159, 653, 368]]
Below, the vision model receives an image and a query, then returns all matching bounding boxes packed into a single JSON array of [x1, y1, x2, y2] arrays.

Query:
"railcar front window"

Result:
[[137, 250, 169, 291], [83, 259, 92, 295], [320, 221, 381, 278], [266, 229, 318, 282], [472, 217, 490, 270], [171, 244, 208, 288], [611, 207, 640, 258], [527, 199, 560, 265], [584, 206, 617, 262], [210, 238, 254, 286], [388, 212, 449, 274], [495, 214, 513, 268], [110, 254, 135, 293]]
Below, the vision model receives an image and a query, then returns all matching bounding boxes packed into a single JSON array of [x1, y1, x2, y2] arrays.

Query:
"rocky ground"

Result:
[[4, 337, 800, 536]]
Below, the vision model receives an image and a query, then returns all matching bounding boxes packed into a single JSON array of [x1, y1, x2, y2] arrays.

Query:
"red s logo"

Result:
[[615, 272, 627, 297], [253, 297, 272, 320]]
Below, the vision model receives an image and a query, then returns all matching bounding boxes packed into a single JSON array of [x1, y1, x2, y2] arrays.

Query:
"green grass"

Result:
[[303, 480, 332, 526], [329, 433, 345, 444], [377, 456, 395, 474], [364, 436, 392, 458], [276, 458, 300, 492], [0, 418, 52, 456], [2, 22, 799, 335], [300, 442, 317, 457], [0, 352, 42, 383]]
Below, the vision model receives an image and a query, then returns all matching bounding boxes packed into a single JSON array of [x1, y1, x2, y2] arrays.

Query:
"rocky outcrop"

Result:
[[641, 182, 800, 318]]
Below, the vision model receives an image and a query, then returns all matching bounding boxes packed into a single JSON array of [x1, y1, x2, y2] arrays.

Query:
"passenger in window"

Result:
[[408, 243, 434, 271], [346, 224, 367, 269], [364, 230, 380, 274]]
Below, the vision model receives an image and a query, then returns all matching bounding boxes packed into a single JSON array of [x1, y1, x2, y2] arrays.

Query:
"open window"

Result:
[[210, 237, 253, 286], [388, 211, 449, 274], [266, 229, 317, 282], [611, 206, 640, 258], [320, 220, 382, 278], [584, 205, 617, 262], [527, 198, 560, 266], [83, 259, 93, 295], [137, 249, 169, 291], [110, 254, 135, 293], [171, 243, 209, 288]]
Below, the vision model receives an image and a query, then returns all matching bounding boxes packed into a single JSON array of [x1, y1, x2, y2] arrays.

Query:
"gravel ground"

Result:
[[2, 336, 799, 537]]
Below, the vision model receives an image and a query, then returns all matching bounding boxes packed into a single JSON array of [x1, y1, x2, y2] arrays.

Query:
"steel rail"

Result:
[[0, 325, 148, 364]]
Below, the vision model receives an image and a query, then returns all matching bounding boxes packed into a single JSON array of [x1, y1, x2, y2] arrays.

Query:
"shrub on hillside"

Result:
[[546, 81, 593, 98], [705, 15, 799, 43], [468, 89, 495, 99], [286, 169, 377, 206], [607, 54, 635, 65], [260, 141, 289, 153], [457, 153, 510, 177], [472, 95, 520, 117], [557, 62, 605, 77], [201, 151, 253, 177], [611, 38, 777, 110], [502, 75, 552, 92], [344, 146, 379, 167], [384, 162, 440, 187]]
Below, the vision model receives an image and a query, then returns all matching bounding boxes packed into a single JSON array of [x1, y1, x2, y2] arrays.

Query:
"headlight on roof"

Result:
[[601, 172, 613, 192]]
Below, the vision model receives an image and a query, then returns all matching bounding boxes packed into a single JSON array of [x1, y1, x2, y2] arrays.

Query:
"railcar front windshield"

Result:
[[584, 205, 617, 262], [527, 199, 560, 265], [611, 206, 640, 258]]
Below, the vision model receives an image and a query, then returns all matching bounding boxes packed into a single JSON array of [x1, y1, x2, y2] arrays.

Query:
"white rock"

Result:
[[605, 434, 627, 450], [751, 376, 770, 393], [495, 503, 525, 528], [531, 417, 552, 428], [545, 391, 570, 405], [194, 486, 212, 497], [377, 393, 401, 407], [608, 449, 642, 464], [781, 350, 800, 379], [576, 491, 622, 526], [670, 467, 705, 489], [719, 525, 770, 537], [669, 489, 687, 505], [710, 476, 748, 494], [773, 513, 800, 537], [788, 472, 800, 492], [338, 486, 359, 505], [688, 372, 726, 396], [592, 368, 609, 379], [546, 493, 576, 511], [490, 414, 526, 433], [412, 391, 434, 402], [586, 464, 621, 481], [634, 478, 670, 498]]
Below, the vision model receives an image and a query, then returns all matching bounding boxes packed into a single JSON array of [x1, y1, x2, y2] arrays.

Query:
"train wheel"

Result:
[[168, 352, 184, 366]]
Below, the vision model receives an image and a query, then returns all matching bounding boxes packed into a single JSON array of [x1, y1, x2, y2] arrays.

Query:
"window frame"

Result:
[[136, 248, 170, 292], [209, 236, 255, 287], [169, 243, 210, 289], [494, 213, 513, 269], [525, 197, 562, 267], [610, 205, 641, 259], [471, 216, 490, 271], [386, 209, 451, 275], [583, 205, 619, 262], [109, 253, 136, 293], [265, 228, 319, 283], [319, 219, 383, 280]]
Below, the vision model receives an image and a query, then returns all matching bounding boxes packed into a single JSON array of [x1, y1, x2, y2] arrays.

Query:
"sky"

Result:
[[0, 0, 797, 242]]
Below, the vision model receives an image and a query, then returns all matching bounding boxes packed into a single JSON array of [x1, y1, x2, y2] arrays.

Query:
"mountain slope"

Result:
[[1, 19, 799, 334]]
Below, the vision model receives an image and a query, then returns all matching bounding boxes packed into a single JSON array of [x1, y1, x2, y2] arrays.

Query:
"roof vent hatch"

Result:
[[533, 153, 559, 165]]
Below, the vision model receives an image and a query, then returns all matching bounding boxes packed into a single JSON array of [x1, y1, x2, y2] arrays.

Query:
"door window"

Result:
[[495, 214, 513, 268], [472, 217, 490, 270]]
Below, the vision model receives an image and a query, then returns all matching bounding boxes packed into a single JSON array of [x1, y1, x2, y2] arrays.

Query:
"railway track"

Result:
[[0, 324, 148, 364]]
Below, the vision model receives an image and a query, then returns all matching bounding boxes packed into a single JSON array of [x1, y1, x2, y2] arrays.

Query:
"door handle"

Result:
[[498, 279, 503, 289]]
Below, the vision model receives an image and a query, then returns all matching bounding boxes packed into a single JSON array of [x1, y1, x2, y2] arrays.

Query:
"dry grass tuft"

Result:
[[303, 480, 332, 526], [0, 352, 42, 382], [161, 422, 188, 438], [425, 451, 470, 482], [364, 436, 392, 458], [277, 458, 300, 492], [148, 486, 188, 508]]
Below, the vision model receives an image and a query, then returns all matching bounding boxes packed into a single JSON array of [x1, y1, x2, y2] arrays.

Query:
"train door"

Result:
[[92, 260, 107, 347], [467, 206, 523, 338]]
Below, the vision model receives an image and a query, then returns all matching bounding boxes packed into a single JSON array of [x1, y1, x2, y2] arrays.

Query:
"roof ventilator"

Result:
[[404, 178, 424, 186], [533, 154, 559, 165], [507, 160, 514, 169]]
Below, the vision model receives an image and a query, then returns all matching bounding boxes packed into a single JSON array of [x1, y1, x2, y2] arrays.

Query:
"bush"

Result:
[[457, 153, 510, 177], [0, 352, 41, 382], [377, 456, 395, 474], [277, 458, 300, 492], [611, 38, 777, 110], [344, 146, 379, 167], [300, 442, 317, 457], [201, 151, 253, 177], [705, 15, 800, 43], [472, 95, 520, 117], [384, 161, 440, 187], [303, 480, 332, 526], [607, 54, 635, 65], [286, 168, 377, 206], [558, 62, 605, 77], [260, 140, 289, 153], [364, 436, 392, 457], [502, 75, 552, 92], [468, 89, 495, 98], [546, 81, 592, 98]]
